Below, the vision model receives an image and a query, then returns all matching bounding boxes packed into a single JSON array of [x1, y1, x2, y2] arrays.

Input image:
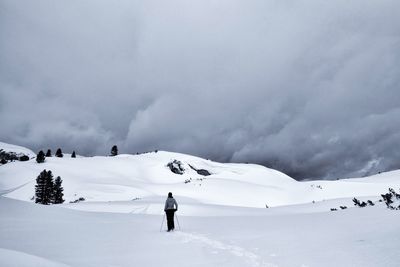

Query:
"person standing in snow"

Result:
[[164, 192, 178, 231]]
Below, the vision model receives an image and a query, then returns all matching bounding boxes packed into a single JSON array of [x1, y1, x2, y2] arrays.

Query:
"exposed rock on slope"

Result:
[[189, 164, 211, 176], [167, 159, 185, 175]]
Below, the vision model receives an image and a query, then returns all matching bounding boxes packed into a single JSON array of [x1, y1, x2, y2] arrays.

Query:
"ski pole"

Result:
[[159, 213, 165, 232], [175, 213, 181, 230]]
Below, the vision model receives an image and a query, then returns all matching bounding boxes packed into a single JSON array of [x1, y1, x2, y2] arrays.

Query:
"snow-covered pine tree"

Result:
[[55, 148, 63, 158], [71, 151, 76, 158], [52, 176, 65, 204], [111, 145, 118, 156], [46, 149, 52, 157], [36, 150, 45, 163]]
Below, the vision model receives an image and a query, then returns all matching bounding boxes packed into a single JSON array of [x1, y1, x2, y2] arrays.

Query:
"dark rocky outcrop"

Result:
[[189, 164, 211, 176], [167, 160, 185, 175]]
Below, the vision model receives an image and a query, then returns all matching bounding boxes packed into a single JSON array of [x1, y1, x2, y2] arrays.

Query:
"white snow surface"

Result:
[[1, 196, 400, 267], [1, 142, 400, 266]]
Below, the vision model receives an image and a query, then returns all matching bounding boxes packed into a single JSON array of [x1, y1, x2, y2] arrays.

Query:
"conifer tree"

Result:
[[36, 150, 45, 163], [46, 149, 52, 157], [35, 170, 54, 204], [71, 151, 76, 158], [46, 170, 55, 203], [55, 148, 63, 158], [111, 145, 118, 156], [35, 170, 46, 204], [52, 176, 65, 204]]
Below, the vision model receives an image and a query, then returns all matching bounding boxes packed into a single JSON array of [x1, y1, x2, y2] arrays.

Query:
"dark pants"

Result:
[[165, 210, 176, 231]]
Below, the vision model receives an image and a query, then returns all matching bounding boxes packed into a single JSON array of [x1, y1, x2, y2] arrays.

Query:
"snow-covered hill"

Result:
[[0, 142, 35, 158], [2, 142, 400, 267], [1, 142, 400, 210]]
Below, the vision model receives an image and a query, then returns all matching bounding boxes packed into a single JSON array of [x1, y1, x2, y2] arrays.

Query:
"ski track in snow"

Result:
[[0, 181, 33, 197], [175, 231, 278, 267]]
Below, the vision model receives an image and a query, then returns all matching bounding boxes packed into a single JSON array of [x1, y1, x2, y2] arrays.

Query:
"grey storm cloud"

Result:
[[1, 0, 400, 179]]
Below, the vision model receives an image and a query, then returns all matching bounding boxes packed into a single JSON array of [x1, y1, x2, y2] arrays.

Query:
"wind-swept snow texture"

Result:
[[1, 142, 400, 266]]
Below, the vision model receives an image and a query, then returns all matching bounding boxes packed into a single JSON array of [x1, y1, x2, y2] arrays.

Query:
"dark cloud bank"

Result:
[[1, 0, 400, 180]]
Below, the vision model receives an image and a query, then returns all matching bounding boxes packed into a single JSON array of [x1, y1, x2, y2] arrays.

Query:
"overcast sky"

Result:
[[1, 0, 399, 179]]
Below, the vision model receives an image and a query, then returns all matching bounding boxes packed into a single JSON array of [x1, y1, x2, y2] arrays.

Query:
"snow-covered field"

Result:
[[1, 143, 400, 266]]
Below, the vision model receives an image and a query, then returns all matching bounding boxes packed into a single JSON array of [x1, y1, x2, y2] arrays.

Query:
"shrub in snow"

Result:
[[55, 148, 63, 158], [381, 188, 400, 210], [0, 149, 6, 161], [310, 184, 323, 189], [1, 149, 30, 163], [19, 155, 29, 161], [381, 193, 392, 205], [352, 198, 367, 208], [110, 145, 118, 156], [71, 151, 76, 158], [167, 160, 185, 175], [46, 149, 52, 157], [340, 206, 347, 210], [330, 208, 337, 211], [70, 197, 85, 203], [0, 149, 13, 162], [367, 200, 375, 206], [36, 150, 46, 163]]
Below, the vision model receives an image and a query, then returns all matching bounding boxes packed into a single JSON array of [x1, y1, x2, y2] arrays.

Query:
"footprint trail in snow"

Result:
[[174, 231, 278, 267]]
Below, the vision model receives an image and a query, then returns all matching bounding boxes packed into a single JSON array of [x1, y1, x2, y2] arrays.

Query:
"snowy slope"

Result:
[[1, 142, 400, 210], [0, 150, 297, 207], [0, 142, 35, 158]]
